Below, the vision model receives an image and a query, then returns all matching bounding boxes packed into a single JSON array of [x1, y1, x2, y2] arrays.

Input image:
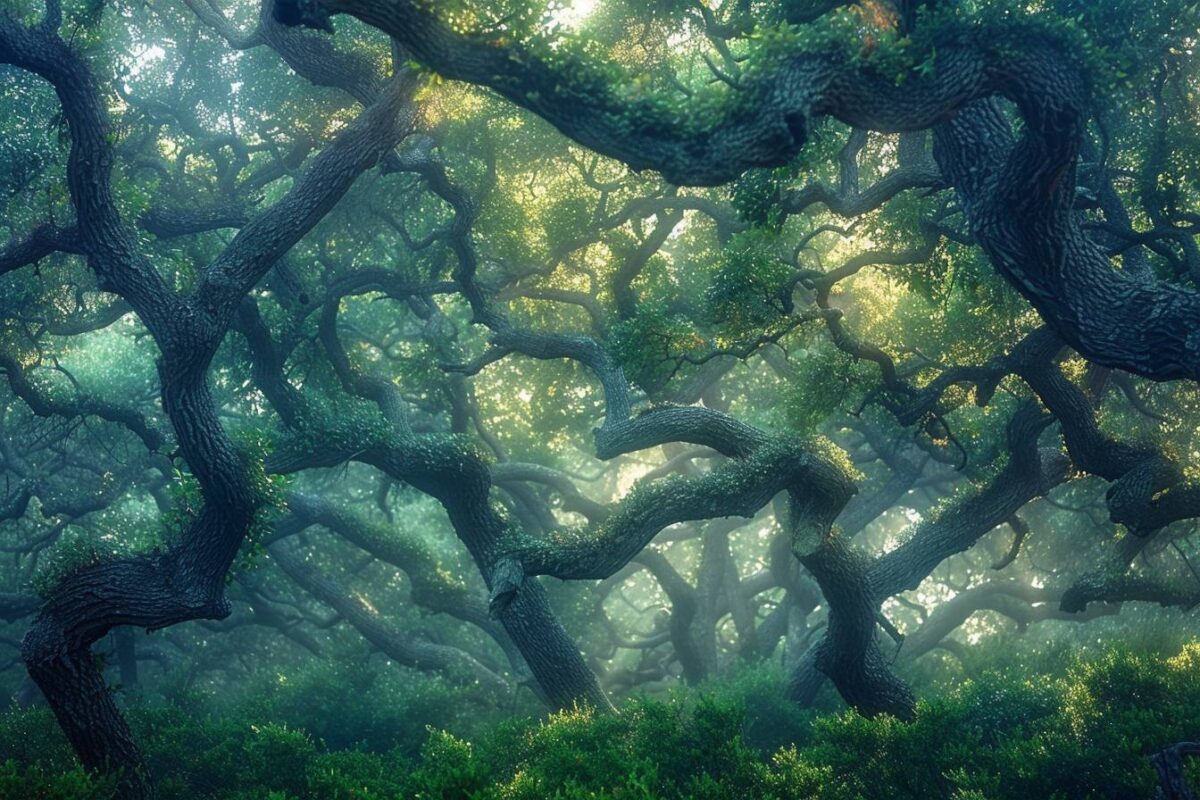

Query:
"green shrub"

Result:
[[0, 760, 113, 800], [5, 642, 1200, 799], [234, 658, 522, 755]]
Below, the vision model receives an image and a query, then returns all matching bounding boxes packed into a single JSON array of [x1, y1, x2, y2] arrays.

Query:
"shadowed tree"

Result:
[[2, 1, 1200, 797]]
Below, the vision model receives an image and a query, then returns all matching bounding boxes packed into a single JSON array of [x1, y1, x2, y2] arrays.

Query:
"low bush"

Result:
[[4, 643, 1200, 799]]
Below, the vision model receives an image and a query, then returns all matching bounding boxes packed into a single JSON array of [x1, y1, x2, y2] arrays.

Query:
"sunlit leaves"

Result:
[[704, 229, 792, 332]]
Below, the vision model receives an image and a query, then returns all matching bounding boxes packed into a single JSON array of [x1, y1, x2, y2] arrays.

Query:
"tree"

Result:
[[1, 0, 1199, 796]]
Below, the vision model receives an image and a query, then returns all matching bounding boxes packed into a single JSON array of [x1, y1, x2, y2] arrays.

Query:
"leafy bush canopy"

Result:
[[5, 642, 1200, 799]]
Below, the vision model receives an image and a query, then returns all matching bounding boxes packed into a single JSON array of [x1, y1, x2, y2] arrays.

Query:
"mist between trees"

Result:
[[1, 0, 1200, 798]]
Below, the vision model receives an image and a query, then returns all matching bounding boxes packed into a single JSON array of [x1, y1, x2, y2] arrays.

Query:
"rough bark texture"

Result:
[[0, 6, 414, 794], [278, 0, 1200, 381]]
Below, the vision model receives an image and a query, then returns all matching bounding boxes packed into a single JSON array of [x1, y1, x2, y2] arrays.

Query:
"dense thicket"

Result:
[[6, 642, 1200, 799], [1, 0, 1199, 797]]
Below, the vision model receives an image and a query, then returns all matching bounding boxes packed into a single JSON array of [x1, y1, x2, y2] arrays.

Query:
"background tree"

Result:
[[1, 0, 1199, 797]]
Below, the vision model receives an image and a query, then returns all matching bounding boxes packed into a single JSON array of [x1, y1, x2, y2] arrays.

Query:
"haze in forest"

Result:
[[1, 1, 1199, 798]]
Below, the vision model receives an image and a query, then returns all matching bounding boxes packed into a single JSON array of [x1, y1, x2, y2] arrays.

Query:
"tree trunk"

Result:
[[113, 627, 139, 691], [24, 634, 153, 799]]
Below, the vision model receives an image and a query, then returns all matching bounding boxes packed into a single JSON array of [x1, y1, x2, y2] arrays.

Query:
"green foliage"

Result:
[[160, 467, 203, 546], [907, 0, 1169, 99], [232, 658, 511, 754], [610, 302, 705, 395], [31, 516, 163, 598], [31, 528, 106, 598], [0, 761, 112, 800], [729, 167, 791, 231], [777, 343, 871, 434], [7, 644, 1200, 799], [704, 230, 792, 333], [288, 392, 396, 455], [802, 643, 1200, 800], [406, 696, 809, 800], [728, 119, 842, 230], [231, 429, 293, 574], [0, 706, 78, 767], [4, 2, 1200, 799]]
